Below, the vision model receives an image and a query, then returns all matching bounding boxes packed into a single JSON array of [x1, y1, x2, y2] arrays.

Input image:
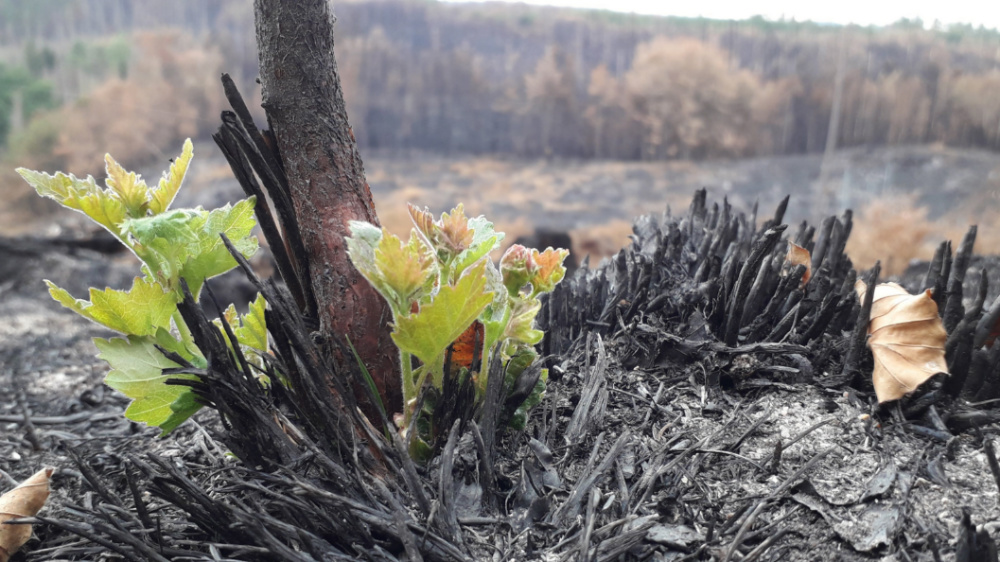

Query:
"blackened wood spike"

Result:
[[802, 225, 816, 252], [746, 264, 805, 343], [840, 209, 853, 246], [961, 349, 990, 400], [724, 225, 787, 347], [213, 126, 308, 313], [765, 302, 799, 345], [839, 269, 858, 297], [975, 341, 1000, 402], [477, 345, 507, 462], [437, 420, 464, 546], [975, 293, 1000, 349], [841, 262, 881, 380], [829, 212, 853, 273], [707, 202, 720, 231], [827, 292, 858, 335], [695, 232, 721, 282], [218, 115, 318, 319], [219, 99, 297, 229], [795, 292, 839, 345], [824, 218, 846, 275], [945, 318, 975, 397], [689, 188, 708, 221], [983, 435, 1000, 498], [944, 226, 977, 332], [221, 73, 288, 191], [739, 256, 774, 329], [748, 199, 759, 238], [967, 273, 989, 325], [793, 220, 808, 246], [780, 290, 803, 320], [719, 241, 740, 308], [924, 241, 947, 291], [772, 194, 790, 226], [932, 241, 952, 314], [469, 421, 497, 511], [811, 216, 836, 271]]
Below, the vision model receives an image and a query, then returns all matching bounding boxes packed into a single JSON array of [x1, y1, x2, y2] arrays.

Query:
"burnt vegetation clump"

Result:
[[21, 162, 1000, 559]]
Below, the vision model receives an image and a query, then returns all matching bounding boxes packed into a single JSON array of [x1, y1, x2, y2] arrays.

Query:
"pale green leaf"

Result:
[[104, 153, 151, 217], [149, 138, 193, 215], [16, 169, 127, 237], [96, 335, 201, 434], [505, 297, 544, 345], [392, 261, 494, 365], [481, 261, 510, 354], [346, 221, 401, 312], [375, 229, 437, 312], [77, 192, 128, 239], [234, 293, 268, 353], [121, 198, 258, 297], [346, 220, 383, 279], [179, 198, 258, 297], [46, 277, 177, 336], [450, 215, 504, 281], [121, 209, 201, 285]]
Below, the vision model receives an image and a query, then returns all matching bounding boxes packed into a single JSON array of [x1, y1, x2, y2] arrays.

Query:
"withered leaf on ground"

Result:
[[0, 467, 54, 562], [855, 281, 948, 403], [786, 241, 812, 287]]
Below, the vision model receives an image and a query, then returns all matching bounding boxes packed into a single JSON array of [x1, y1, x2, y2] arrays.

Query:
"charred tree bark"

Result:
[[253, 1, 401, 414]]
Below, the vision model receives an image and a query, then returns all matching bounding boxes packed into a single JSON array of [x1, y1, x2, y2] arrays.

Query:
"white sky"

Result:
[[441, 0, 1000, 30]]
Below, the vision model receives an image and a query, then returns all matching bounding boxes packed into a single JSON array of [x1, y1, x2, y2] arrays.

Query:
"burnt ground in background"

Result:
[[1, 189, 1000, 561], [7, 144, 1000, 257]]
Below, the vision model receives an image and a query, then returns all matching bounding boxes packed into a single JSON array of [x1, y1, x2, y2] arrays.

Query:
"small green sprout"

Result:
[[346, 204, 569, 457], [18, 140, 267, 434]]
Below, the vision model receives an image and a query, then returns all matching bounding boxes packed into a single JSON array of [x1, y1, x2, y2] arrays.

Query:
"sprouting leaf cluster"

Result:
[[17, 140, 266, 434], [346, 204, 569, 457]]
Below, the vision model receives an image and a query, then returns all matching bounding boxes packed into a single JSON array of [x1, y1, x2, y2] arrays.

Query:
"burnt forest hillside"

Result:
[[1, 0, 1000, 169]]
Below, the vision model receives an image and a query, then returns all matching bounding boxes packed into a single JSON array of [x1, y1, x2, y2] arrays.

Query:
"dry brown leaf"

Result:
[[785, 241, 812, 287], [855, 281, 948, 403], [0, 467, 54, 562]]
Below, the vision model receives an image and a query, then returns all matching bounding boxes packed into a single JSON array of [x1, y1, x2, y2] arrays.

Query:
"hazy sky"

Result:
[[441, 0, 1000, 29]]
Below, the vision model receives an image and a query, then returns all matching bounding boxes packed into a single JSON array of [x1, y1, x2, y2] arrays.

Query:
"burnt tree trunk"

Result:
[[254, 0, 401, 414]]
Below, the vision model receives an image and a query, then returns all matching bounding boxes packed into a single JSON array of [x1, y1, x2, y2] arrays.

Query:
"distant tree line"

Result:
[[2, 0, 1000, 174], [332, 4, 1000, 159]]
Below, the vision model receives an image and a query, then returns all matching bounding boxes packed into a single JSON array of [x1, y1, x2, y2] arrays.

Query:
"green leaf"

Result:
[[505, 297, 544, 346], [16, 168, 128, 238], [480, 261, 511, 355], [104, 153, 152, 217], [17, 139, 197, 239], [149, 138, 193, 215], [346, 221, 384, 269], [392, 261, 494, 366], [46, 277, 177, 336], [214, 294, 268, 373], [96, 335, 201, 435], [121, 209, 200, 285], [500, 244, 533, 296], [347, 222, 438, 317], [375, 229, 437, 312], [180, 198, 258, 294], [452, 216, 503, 275], [234, 293, 268, 353], [121, 198, 258, 297]]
